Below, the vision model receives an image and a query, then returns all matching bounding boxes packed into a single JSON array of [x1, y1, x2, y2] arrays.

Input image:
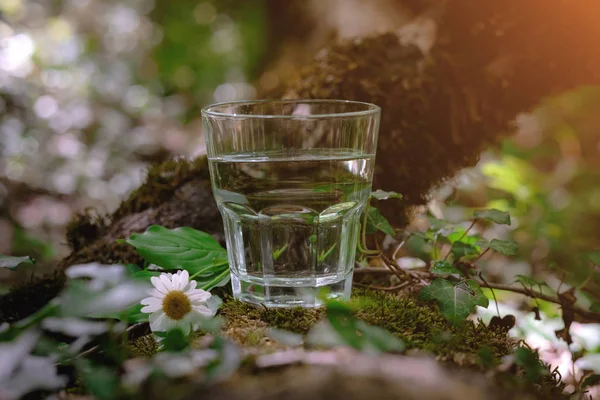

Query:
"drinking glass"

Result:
[[202, 99, 380, 307]]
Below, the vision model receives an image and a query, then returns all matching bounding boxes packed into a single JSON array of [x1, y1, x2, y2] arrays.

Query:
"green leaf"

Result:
[[420, 279, 487, 325], [489, 239, 519, 256], [124, 225, 228, 276], [466, 279, 489, 308], [515, 346, 546, 382], [162, 329, 190, 352], [0, 254, 35, 270], [323, 300, 404, 353], [366, 207, 395, 237], [473, 209, 511, 225], [586, 251, 600, 265], [450, 242, 479, 258], [590, 302, 600, 313], [355, 321, 405, 353], [582, 374, 600, 389], [370, 190, 402, 200], [80, 363, 118, 400], [430, 260, 462, 276]]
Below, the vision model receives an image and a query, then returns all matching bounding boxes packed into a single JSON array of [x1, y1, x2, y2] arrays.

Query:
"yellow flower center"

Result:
[[161, 291, 191, 320]]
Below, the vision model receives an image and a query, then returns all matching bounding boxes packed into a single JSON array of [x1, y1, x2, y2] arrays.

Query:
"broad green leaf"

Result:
[[450, 242, 479, 258], [370, 190, 402, 200], [366, 207, 395, 237], [466, 279, 489, 308], [0, 255, 35, 270], [473, 209, 511, 226], [489, 239, 519, 256], [590, 302, 600, 313], [448, 229, 478, 245], [162, 329, 190, 352], [124, 225, 228, 275], [430, 260, 462, 276], [420, 279, 485, 325]]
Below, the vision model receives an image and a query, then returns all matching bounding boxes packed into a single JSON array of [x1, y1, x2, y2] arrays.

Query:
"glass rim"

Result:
[[201, 99, 381, 119]]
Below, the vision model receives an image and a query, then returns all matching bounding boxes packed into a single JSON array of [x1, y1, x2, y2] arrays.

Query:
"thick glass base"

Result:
[[230, 270, 353, 308]]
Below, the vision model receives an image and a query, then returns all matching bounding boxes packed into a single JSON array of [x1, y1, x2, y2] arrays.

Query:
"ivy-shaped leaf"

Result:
[[473, 209, 511, 226], [430, 260, 462, 276], [420, 279, 488, 325], [489, 239, 519, 256], [366, 207, 395, 237], [370, 190, 403, 200], [122, 225, 228, 276], [450, 242, 479, 258], [0, 254, 35, 270], [467, 280, 489, 308]]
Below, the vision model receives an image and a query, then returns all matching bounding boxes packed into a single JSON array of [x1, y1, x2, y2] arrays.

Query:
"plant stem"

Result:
[[443, 219, 478, 260], [478, 273, 500, 317]]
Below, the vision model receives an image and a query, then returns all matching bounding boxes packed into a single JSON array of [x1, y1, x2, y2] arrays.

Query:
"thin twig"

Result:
[[353, 267, 600, 322], [443, 219, 477, 260], [480, 282, 599, 322], [353, 281, 411, 292], [391, 237, 407, 259], [478, 272, 500, 317]]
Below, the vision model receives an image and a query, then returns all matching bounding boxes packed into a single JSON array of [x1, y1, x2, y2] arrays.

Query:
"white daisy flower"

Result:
[[140, 270, 214, 335]]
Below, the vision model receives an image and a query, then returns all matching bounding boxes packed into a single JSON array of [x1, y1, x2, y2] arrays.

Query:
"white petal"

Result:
[[188, 290, 211, 303], [149, 311, 166, 331], [149, 311, 176, 332], [141, 304, 161, 313], [140, 297, 162, 313], [192, 304, 214, 317], [183, 280, 197, 293], [176, 320, 192, 335], [150, 289, 166, 299], [160, 273, 174, 291], [150, 276, 168, 294], [179, 270, 189, 281], [141, 297, 162, 307]]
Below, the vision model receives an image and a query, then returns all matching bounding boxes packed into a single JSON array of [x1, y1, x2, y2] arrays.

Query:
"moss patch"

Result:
[[219, 290, 513, 367], [112, 156, 210, 220]]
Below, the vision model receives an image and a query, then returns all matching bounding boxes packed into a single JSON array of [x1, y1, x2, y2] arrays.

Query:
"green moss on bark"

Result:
[[219, 289, 513, 366]]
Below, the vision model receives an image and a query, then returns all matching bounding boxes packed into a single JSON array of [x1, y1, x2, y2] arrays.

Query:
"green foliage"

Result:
[[122, 225, 229, 290], [488, 239, 519, 256], [366, 206, 395, 236], [473, 209, 512, 225], [161, 329, 191, 352], [370, 190, 403, 200], [582, 374, 600, 389], [420, 279, 488, 326], [450, 242, 479, 258], [430, 260, 462, 276], [318, 299, 405, 353], [79, 362, 118, 400], [0, 254, 35, 270], [515, 346, 547, 382]]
